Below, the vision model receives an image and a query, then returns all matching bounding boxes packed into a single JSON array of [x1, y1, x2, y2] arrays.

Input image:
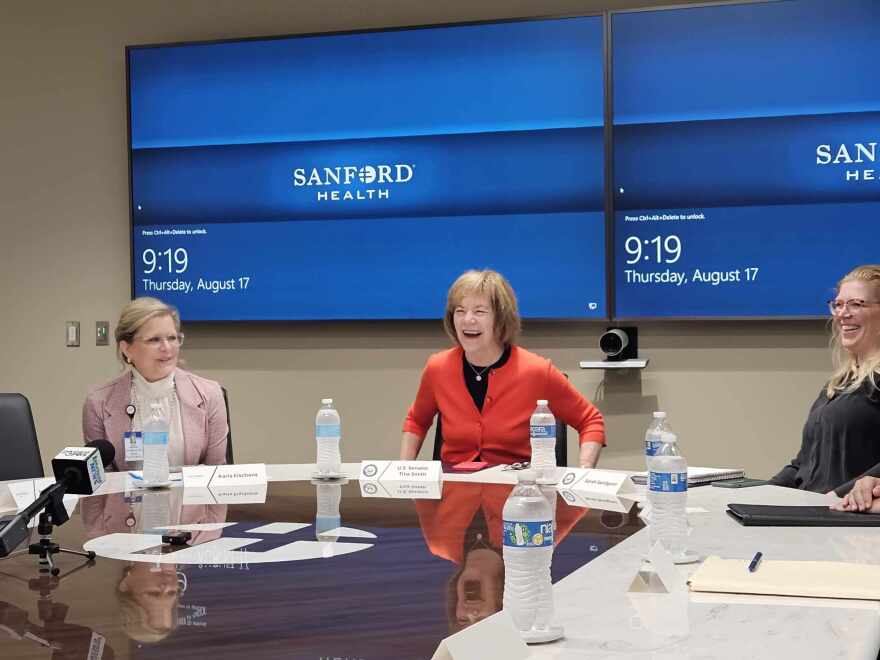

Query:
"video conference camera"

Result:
[[598, 327, 639, 362]]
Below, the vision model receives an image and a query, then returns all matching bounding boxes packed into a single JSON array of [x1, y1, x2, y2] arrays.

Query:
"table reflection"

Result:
[[0, 479, 642, 660], [80, 492, 227, 645], [415, 482, 587, 633]]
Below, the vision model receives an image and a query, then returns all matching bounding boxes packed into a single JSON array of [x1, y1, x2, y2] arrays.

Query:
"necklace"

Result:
[[467, 361, 491, 382]]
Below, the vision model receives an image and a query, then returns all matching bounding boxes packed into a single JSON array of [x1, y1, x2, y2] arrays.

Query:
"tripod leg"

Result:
[[57, 547, 97, 561]]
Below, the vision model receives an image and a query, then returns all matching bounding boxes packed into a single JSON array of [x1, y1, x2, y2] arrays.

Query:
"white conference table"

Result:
[[3, 464, 879, 659]]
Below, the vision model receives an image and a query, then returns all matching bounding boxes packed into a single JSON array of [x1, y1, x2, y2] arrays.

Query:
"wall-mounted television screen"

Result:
[[128, 16, 606, 321], [612, 0, 880, 318]]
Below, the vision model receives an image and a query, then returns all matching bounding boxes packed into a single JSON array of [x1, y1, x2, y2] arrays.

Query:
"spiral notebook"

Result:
[[631, 466, 745, 486]]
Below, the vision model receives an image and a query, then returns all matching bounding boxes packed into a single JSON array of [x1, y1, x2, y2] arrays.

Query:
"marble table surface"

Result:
[[514, 484, 880, 659]]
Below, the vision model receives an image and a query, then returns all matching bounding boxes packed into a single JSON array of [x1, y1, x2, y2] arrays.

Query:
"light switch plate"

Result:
[[66, 321, 80, 347], [96, 321, 109, 346]]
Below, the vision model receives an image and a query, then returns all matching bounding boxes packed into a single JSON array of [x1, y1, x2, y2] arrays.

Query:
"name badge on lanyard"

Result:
[[124, 431, 144, 462]]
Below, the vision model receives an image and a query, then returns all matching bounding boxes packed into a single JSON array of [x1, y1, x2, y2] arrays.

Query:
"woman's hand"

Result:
[[832, 476, 880, 512]]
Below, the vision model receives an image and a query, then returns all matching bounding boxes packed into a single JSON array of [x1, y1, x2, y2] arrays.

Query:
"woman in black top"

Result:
[[770, 265, 880, 499]]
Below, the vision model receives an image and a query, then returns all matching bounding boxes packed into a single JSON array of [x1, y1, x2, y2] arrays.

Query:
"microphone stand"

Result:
[[6, 484, 96, 576]]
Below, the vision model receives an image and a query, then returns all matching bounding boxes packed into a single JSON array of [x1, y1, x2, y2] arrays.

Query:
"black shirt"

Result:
[[770, 382, 880, 496], [461, 345, 512, 412]]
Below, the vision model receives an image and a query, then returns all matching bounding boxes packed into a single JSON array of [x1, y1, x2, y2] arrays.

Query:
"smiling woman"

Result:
[[771, 265, 880, 497], [400, 270, 605, 468], [82, 297, 228, 471]]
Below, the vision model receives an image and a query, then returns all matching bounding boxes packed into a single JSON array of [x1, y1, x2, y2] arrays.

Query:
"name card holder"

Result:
[[7, 478, 78, 526], [358, 460, 441, 483], [182, 483, 268, 506], [558, 488, 635, 513], [183, 464, 267, 489], [557, 468, 636, 497], [431, 610, 529, 660], [359, 479, 442, 500]]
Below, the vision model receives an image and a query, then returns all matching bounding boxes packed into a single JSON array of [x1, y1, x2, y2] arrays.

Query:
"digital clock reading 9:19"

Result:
[[142, 248, 189, 274], [623, 235, 681, 264]]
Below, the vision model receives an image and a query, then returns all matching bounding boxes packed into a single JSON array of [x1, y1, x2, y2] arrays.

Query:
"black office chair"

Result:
[[221, 386, 234, 465], [431, 415, 568, 466], [0, 393, 44, 480]]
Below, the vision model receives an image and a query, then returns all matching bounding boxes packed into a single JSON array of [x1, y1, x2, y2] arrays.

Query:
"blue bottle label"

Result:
[[316, 424, 341, 438], [143, 431, 168, 446], [502, 520, 553, 548], [645, 440, 662, 456], [530, 424, 555, 439], [649, 471, 688, 492]]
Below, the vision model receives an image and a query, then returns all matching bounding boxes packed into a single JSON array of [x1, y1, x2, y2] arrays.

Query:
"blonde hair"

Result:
[[443, 270, 521, 347], [115, 297, 181, 365], [827, 265, 880, 398]]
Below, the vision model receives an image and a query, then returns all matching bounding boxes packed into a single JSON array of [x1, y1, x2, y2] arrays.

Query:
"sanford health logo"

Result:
[[292, 163, 415, 201], [816, 141, 878, 182]]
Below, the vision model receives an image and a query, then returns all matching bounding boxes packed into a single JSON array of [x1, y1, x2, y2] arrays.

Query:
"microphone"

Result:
[[0, 441, 116, 557], [51, 441, 114, 496]]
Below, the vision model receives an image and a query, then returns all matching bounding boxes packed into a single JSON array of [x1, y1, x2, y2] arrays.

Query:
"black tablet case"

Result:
[[727, 503, 880, 526]]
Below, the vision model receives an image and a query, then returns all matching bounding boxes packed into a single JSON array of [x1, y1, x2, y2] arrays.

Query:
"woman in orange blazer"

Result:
[[401, 269, 605, 467]]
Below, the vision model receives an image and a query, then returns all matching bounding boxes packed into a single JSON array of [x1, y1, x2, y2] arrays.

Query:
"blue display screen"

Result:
[[128, 17, 607, 321], [612, 0, 880, 318]]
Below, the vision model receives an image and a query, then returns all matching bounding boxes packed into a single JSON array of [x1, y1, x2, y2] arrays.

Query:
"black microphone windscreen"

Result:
[[86, 439, 115, 468]]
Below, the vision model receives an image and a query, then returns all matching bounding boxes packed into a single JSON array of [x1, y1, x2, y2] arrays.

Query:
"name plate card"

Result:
[[359, 460, 441, 483], [359, 479, 442, 500], [558, 488, 635, 513], [8, 478, 55, 511], [182, 483, 268, 506], [183, 464, 267, 488], [557, 468, 636, 497]]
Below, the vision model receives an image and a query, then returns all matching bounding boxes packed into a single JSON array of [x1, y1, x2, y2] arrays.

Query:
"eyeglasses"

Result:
[[827, 299, 880, 315], [136, 333, 184, 348], [502, 461, 531, 471]]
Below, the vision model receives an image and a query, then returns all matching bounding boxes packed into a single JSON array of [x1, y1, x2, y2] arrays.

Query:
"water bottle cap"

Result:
[[661, 431, 677, 443], [653, 411, 667, 419], [536, 399, 548, 406], [321, 398, 333, 404]]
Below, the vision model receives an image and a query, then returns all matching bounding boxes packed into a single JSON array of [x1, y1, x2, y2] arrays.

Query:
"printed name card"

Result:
[[182, 483, 268, 506], [359, 479, 442, 500], [557, 468, 636, 497], [183, 464, 267, 488], [359, 460, 441, 483], [8, 478, 56, 511], [558, 488, 635, 513]]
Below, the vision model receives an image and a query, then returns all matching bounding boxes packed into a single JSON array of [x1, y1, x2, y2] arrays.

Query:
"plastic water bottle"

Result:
[[143, 402, 170, 485], [315, 482, 342, 550], [644, 411, 671, 472], [529, 400, 557, 484], [647, 431, 688, 559], [502, 470, 563, 643], [315, 398, 341, 476]]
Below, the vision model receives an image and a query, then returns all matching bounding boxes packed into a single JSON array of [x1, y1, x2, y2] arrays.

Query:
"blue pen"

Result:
[[128, 472, 144, 481], [748, 551, 763, 572]]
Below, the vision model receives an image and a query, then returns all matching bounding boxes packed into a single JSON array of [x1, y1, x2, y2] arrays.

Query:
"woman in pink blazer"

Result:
[[82, 297, 228, 471]]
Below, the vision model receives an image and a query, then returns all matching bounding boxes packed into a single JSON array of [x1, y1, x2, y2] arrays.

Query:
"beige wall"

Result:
[[0, 0, 831, 479]]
